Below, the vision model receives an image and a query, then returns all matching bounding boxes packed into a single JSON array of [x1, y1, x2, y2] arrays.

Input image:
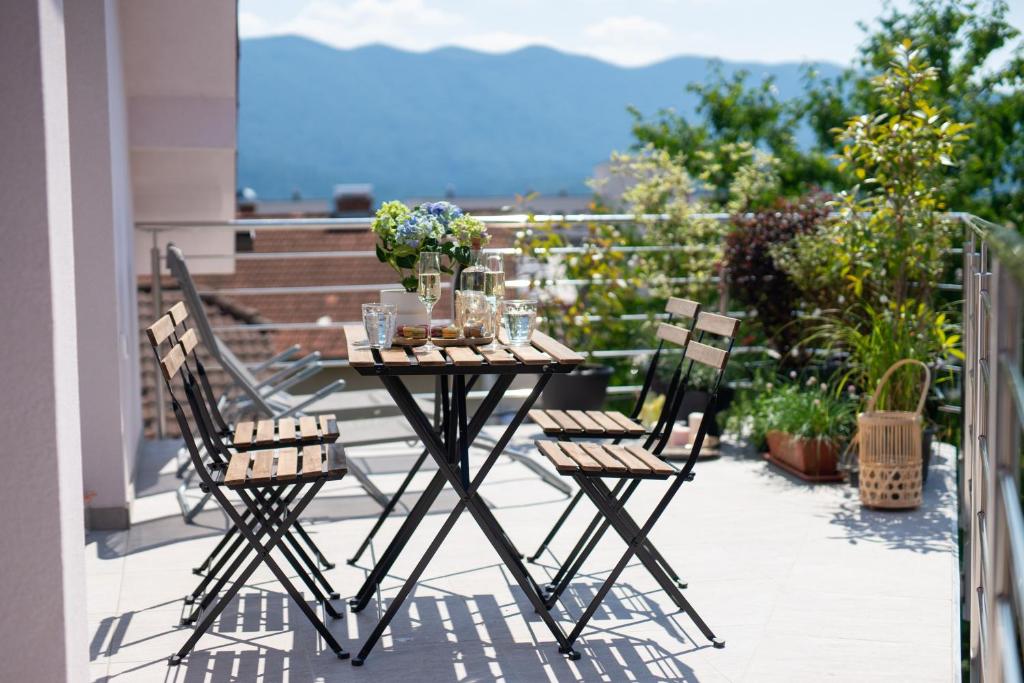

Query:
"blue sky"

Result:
[[238, 0, 1023, 67]]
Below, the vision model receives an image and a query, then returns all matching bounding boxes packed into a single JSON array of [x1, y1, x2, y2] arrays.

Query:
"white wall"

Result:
[[66, 0, 140, 529], [0, 0, 89, 679], [120, 0, 238, 275]]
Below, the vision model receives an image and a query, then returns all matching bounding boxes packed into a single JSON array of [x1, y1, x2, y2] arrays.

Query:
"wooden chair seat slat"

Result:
[[224, 453, 251, 487], [298, 416, 318, 440], [275, 448, 298, 480], [529, 409, 561, 432], [605, 411, 647, 435], [625, 446, 675, 476], [318, 415, 339, 441], [250, 451, 275, 483], [605, 444, 652, 474], [537, 440, 578, 473], [255, 419, 276, 445], [546, 410, 583, 434], [301, 445, 323, 478], [566, 410, 604, 433], [277, 417, 296, 441], [561, 442, 603, 472], [579, 443, 627, 473], [584, 411, 629, 435], [233, 421, 255, 446]]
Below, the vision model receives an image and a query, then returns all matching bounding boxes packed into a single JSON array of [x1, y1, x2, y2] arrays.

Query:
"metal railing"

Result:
[[962, 214, 1024, 682]]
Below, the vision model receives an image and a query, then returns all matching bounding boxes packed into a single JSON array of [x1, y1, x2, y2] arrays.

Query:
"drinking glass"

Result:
[[482, 253, 505, 350], [502, 299, 537, 346], [361, 303, 397, 349], [417, 251, 442, 351]]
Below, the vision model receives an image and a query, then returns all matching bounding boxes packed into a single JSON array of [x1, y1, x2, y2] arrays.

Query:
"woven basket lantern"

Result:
[[856, 359, 930, 510]]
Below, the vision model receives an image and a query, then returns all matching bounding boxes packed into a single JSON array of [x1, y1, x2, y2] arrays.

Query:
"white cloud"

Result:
[[238, 11, 272, 38], [453, 31, 554, 54], [582, 15, 675, 66], [271, 0, 464, 51]]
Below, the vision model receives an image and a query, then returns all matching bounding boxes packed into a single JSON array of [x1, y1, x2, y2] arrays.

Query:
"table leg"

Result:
[[354, 371, 581, 665], [350, 374, 513, 612]]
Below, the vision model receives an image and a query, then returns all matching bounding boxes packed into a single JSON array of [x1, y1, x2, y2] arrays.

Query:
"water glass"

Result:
[[362, 303, 397, 349], [501, 299, 537, 346]]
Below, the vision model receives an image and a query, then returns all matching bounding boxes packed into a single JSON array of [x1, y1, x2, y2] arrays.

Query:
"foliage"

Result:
[[803, 0, 1024, 225], [774, 43, 967, 310], [595, 145, 726, 301], [630, 69, 840, 202], [804, 300, 962, 411], [724, 194, 831, 356], [370, 200, 488, 291], [514, 219, 659, 383], [729, 376, 858, 446]]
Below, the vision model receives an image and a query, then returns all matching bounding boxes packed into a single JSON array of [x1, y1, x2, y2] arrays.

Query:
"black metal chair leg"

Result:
[[545, 478, 630, 591], [292, 520, 335, 569]]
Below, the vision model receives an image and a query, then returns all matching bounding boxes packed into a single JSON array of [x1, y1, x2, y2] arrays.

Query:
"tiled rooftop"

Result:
[[87, 427, 959, 682]]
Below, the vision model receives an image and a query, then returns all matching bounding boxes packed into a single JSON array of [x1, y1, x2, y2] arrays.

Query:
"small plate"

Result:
[[432, 336, 494, 347], [392, 336, 427, 347]]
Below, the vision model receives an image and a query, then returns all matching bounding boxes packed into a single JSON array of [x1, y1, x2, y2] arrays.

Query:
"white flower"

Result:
[[805, 376, 816, 386], [789, 370, 797, 379], [879, 294, 889, 303], [838, 295, 846, 304], [820, 383, 828, 392], [765, 383, 774, 391]]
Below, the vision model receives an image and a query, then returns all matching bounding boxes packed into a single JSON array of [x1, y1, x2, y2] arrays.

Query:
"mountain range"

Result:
[[237, 36, 842, 202]]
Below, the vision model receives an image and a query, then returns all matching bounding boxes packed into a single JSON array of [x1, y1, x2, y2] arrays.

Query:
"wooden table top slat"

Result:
[[412, 347, 447, 366], [379, 347, 412, 366], [444, 346, 483, 366], [531, 330, 585, 365], [506, 344, 552, 365], [344, 325, 376, 367], [479, 347, 517, 365]]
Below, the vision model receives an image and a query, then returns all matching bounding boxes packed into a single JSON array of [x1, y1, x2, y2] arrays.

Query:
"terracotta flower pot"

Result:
[[766, 431, 839, 477]]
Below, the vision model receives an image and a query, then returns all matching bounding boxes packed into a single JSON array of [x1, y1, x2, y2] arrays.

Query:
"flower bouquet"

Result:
[[371, 200, 488, 292]]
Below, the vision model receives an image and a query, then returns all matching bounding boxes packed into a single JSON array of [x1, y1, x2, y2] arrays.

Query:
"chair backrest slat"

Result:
[[160, 343, 187, 381], [695, 311, 741, 338], [180, 327, 198, 356], [684, 340, 729, 370], [146, 314, 176, 347], [655, 323, 689, 348], [665, 297, 700, 319], [169, 301, 188, 325]]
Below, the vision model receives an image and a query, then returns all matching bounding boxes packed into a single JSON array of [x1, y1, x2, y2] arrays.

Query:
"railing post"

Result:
[[151, 233, 165, 439]]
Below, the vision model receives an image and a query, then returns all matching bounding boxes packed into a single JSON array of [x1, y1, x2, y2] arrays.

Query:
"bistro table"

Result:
[[342, 324, 585, 665]]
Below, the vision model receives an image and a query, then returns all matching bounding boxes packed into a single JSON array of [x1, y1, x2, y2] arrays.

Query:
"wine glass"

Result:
[[483, 253, 505, 349], [417, 251, 442, 351]]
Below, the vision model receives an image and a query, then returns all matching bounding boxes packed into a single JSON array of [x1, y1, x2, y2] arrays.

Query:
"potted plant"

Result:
[[370, 200, 488, 324], [741, 378, 856, 481]]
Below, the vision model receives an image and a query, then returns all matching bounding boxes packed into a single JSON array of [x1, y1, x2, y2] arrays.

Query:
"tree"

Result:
[[804, 0, 1024, 223]]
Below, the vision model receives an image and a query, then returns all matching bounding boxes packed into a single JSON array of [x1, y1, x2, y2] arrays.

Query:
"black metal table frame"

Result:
[[348, 358, 582, 665]]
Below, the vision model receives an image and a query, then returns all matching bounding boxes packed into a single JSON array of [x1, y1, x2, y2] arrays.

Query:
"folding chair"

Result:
[[533, 311, 740, 650], [145, 307, 347, 629], [147, 311, 350, 665], [527, 297, 701, 564], [164, 244, 426, 521]]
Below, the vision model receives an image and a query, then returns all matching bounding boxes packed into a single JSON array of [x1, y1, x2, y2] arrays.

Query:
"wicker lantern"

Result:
[[857, 359, 931, 509]]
